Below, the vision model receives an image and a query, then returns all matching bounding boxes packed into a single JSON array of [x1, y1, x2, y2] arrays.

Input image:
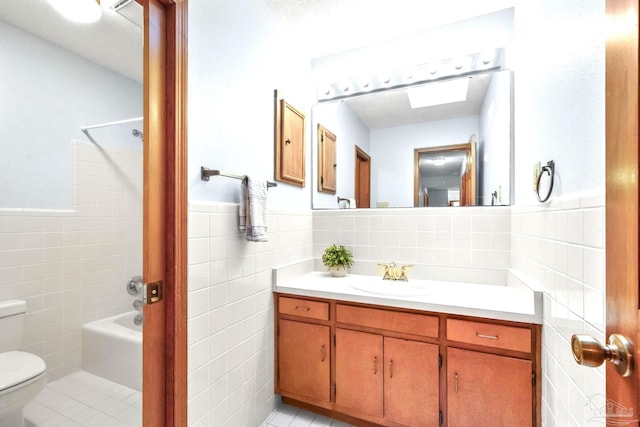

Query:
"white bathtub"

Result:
[[81, 311, 142, 391]]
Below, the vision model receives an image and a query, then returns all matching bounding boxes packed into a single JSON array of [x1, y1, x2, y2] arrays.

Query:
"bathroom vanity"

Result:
[[273, 270, 542, 427]]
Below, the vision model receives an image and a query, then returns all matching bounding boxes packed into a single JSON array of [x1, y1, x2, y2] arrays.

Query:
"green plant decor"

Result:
[[322, 244, 354, 270]]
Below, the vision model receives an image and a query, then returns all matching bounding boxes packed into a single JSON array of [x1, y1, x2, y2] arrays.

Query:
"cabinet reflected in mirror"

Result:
[[312, 70, 513, 209]]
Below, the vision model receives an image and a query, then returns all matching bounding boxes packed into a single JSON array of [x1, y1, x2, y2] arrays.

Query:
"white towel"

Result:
[[239, 177, 269, 242]]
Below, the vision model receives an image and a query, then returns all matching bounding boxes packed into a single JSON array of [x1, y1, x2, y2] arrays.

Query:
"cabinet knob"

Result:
[[571, 334, 633, 377]]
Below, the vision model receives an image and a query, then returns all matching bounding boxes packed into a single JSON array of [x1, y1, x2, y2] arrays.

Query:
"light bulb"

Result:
[[48, 0, 102, 23]]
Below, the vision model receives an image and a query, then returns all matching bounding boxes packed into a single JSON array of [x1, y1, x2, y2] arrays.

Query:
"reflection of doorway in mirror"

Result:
[[413, 137, 476, 207], [355, 146, 371, 208]]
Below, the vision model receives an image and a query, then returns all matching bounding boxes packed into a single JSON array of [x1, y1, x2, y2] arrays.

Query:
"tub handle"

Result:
[[127, 276, 144, 296]]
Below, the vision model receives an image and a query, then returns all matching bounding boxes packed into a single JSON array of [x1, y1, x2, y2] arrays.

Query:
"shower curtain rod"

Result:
[[81, 116, 143, 132], [81, 116, 143, 144]]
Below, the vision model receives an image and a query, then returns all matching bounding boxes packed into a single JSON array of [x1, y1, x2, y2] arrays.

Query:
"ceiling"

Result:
[[0, 0, 143, 82], [0, 0, 513, 87], [343, 73, 492, 129], [266, 0, 516, 58]]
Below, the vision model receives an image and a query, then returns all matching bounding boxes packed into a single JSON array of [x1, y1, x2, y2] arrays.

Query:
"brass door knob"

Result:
[[571, 334, 633, 377]]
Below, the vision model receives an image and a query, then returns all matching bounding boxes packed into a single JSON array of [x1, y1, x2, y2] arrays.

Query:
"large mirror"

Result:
[[312, 69, 513, 209]]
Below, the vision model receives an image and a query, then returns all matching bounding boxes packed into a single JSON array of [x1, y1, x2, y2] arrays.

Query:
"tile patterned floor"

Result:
[[260, 403, 354, 427], [24, 371, 349, 427], [24, 371, 141, 427]]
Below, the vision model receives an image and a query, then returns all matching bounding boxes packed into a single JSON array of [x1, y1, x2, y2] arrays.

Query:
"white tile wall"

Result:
[[0, 141, 142, 379], [511, 194, 606, 427], [313, 207, 511, 283], [187, 202, 313, 427]]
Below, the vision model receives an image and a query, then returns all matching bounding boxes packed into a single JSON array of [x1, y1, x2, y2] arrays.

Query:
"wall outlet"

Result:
[[533, 161, 541, 190]]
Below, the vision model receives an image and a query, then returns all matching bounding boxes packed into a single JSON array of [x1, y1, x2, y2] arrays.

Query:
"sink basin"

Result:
[[350, 280, 430, 297]]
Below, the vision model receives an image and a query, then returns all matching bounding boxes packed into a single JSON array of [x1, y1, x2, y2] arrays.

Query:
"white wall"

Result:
[[188, 1, 313, 210], [370, 116, 479, 207], [479, 71, 512, 205], [513, 1, 606, 426], [310, 8, 515, 84], [513, 1, 605, 203], [0, 20, 142, 210], [311, 101, 370, 208], [187, 1, 315, 425]]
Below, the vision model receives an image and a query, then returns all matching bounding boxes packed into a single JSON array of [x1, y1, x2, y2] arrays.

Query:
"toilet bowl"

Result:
[[0, 301, 47, 427]]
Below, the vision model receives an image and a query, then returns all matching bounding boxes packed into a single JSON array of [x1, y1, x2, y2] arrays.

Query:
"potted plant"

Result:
[[322, 244, 354, 277]]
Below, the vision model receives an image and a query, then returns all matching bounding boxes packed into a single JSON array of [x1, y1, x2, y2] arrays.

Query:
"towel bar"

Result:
[[200, 167, 277, 188]]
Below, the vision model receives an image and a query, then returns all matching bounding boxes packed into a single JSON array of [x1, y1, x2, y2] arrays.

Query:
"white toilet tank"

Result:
[[0, 299, 26, 352]]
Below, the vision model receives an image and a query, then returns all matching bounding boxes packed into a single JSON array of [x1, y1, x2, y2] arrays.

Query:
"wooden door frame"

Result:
[[143, 0, 188, 426], [605, 0, 639, 418], [413, 143, 470, 207], [354, 145, 370, 208]]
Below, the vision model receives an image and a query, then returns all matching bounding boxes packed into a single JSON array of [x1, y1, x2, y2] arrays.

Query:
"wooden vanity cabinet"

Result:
[[275, 294, 540, 427], [384, 337, 440, 427], [334, 329, 440, 426], [447, 348, 532, 427], [334, 328, 383, 419], [276, 297, 331, 406]]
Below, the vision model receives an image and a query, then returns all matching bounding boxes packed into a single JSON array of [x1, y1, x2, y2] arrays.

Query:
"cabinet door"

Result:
[[278, 319, 330, 403], [317, 124, 337, 193], [335, 328, 383, 418], [384, 337, 440, 427], [447, 348, 532, 427], [279, 100, 305, 186]]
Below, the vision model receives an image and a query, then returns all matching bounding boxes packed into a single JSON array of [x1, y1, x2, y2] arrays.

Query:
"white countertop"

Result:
[[273, 271, 542, 324]]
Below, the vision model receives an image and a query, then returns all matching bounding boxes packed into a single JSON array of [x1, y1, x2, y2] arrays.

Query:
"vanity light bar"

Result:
[[317, 48, 505, 102]]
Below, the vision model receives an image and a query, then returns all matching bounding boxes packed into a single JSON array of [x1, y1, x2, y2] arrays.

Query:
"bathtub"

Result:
[[81, 311, 142, 391]]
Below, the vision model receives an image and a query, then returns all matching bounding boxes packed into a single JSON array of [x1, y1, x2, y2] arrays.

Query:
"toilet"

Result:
[[0, 300, 47, 427]]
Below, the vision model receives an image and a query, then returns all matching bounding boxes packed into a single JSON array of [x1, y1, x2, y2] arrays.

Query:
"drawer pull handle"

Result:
[[389, 359, 393, 379], [295, 306, 310, 312], [320, 345, 326, 362], [476, 332, 499, 340], [373, 356, 378, 375], [454, 372, 459, 393]]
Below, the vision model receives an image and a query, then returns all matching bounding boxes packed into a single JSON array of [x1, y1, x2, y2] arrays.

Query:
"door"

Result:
[[335, 328, 383, 418], [604, 0, 640, 417], [278, 319, 331, 403], [142, 1, 188, 425], [447, 348, 532, 427], [384, 337, 440, 427], [355, 146, 371, 208]]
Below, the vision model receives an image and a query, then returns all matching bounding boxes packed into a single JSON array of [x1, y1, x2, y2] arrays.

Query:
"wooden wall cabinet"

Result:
[[317, 124, 337, 193], [275, 97, 306, 186], [275, 294, 541, 427]]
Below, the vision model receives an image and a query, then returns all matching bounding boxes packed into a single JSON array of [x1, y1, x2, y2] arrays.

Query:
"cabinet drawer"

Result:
[[447, 318, 531, 353], [279, 297, 329, 321], [336, 304, 438, 338]]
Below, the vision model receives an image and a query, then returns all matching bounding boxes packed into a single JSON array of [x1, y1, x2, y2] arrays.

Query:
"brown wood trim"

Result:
[[143, 2, 168, 426], [142, 1, 188, 426], [354, 145, 371, 208], [605, 0, 640, 416], [413, 143, 472, 207], [165, 0, 188, 426]]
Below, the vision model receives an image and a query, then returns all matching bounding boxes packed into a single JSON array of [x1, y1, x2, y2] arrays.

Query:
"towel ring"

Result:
[[536, 160, 555, 203]]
